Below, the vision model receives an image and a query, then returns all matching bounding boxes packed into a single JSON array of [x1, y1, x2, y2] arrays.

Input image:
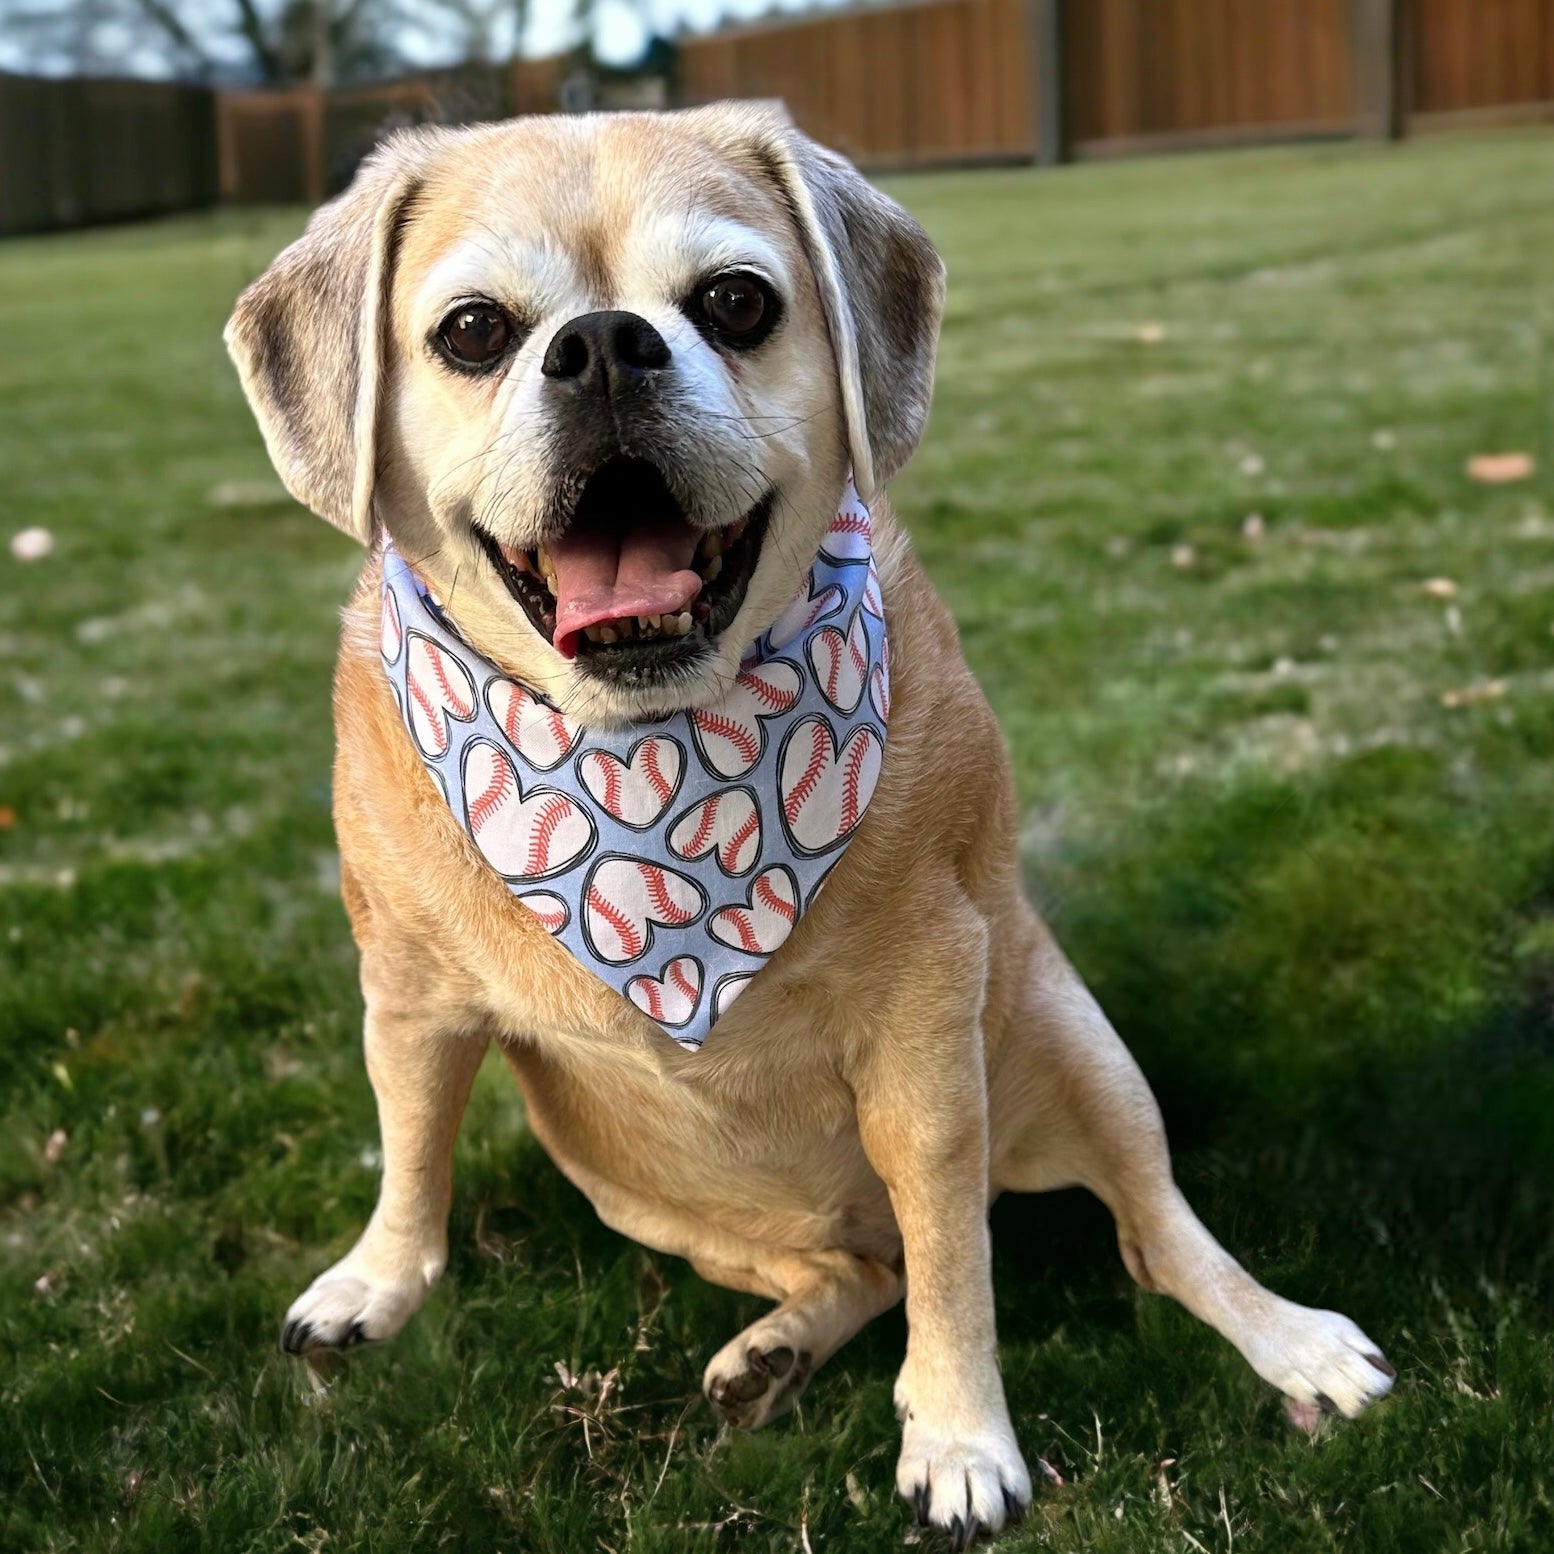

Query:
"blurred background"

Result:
[[3, 3, 1554, 1552]]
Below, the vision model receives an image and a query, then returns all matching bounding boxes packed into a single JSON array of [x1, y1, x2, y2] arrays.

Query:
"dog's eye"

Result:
[[695, 274, 777, 346], [437, 303, 513, 369]]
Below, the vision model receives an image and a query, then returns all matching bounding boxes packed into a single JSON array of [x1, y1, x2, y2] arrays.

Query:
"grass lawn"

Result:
[[3, 128, 1554, 1553]]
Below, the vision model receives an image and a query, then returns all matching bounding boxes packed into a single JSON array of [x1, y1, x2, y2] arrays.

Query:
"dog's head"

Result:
[[226, 103, 944, 724]]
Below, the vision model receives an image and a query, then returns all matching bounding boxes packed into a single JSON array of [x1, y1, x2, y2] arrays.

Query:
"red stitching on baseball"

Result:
[[587, 887, 643, 960], [820, 630, 844, 704], [679, 798, 718, 858], [720, 907, 763, 953], [783, 721, 830, 825], [642, 865, 695, 924], [467, 751, 514, 831], [755, 871, 796, 921], [827, 512, 870, 536], [525, 794, 575, 877], [694, 710, 760, 765], [724, 807, 760, 869], [738, 668, 798, 712], [427, 643, 473, 718], [848, 619, 869, 681], [840, 731, 875, 834], [588, 753, 623, 815], [408, 675, 448, 754], [668, 959, 698, 1003], [641, 740, 674, 803], [545, 707, 573, 755], [633, 977, 665, 1019]]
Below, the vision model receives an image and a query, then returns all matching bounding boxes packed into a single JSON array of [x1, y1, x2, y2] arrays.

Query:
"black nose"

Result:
[[541, 310, 671, 397]]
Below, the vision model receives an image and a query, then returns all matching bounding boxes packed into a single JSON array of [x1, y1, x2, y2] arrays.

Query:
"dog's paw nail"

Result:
[[913, 1484, 932, 1526], [1003, 1485, 1028, 1523], [1315, 1391, 1338, 1415], [281, 1319, 312, 1355], [1366, 1352, 1396, 1379]]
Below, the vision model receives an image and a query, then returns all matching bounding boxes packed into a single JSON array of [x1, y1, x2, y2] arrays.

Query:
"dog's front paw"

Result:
[[894, 1395, 1031, 1549], [281, 1255, 437, 1356], [1242, 1298, 1396, 1419]]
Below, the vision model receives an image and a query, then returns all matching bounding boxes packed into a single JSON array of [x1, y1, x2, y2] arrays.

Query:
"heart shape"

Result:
[[690, 660, 802, 778], [708, 864, 799, 956], [406, 632, 477, 758], [486, 679, 582, 771], [582, 855, 706, 965], [807, 607, 871, 715], [462, 739, 595, 881], [861, 555, 883, 620], [668, 786, 762, 876], [380, 587, 404, 665], [517, 891, 570, 935], [818, 494, 872, 564], [713, 971, 756, 1020], [626, 955, 704, 1028], [767, 576, 844, 651], [578, 735, 684, 828], [777, 715, 883, 855], [869, 634, 891, 723]]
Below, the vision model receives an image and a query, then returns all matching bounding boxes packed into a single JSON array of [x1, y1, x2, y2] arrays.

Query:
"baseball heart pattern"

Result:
[[379, 477, 889, 1049]]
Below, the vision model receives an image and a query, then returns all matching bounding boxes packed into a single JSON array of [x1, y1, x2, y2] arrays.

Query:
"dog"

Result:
[[226, 102, 1394, 1544]]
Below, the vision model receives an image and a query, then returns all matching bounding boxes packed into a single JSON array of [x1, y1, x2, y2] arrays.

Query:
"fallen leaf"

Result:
[[1440, 679, 1508, 709], [1171, 544, 1197, 570], [1136, 321, 1166, 345], [1420, 577, 1458, 599], [1467, 452, 1534, 484], [9, 526, 54, 563], [43, 1128, 67, 1164], [0, 805, 15, 829]]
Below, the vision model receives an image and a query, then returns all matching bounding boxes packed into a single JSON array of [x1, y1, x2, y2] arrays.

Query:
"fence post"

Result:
[[1354, 0, 1405, 139], [1030, 0, 1068, 165]]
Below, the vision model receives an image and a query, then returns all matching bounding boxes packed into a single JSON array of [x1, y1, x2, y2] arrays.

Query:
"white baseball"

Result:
[[778, 716, 883, 854], [380, 588, 404, 665], [767, 580, 843, 651], [486, 679, 582, 771], [406, 634, 477, 758], [690, 661, 802, 779], [517, 891, 570, 935], [713, 972, 755, 1019], [668, 787, 762, 876], [583, 857, 705, 965], [869, 635, 891, 723], [818, 496, 871, 563], [626, 956, 703, 1027], [807, 608, 870, 716], [463, 740, 594, 881], [578, 736, 683, 827], [708, 865, 799, 956]]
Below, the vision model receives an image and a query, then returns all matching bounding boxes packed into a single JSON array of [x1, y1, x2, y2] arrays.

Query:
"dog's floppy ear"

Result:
[[692, 103, 946, 501], [224, 131, 436, 543]]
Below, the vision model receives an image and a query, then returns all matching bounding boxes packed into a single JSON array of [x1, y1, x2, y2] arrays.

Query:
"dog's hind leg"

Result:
[[700, 1248, 903, 1430], [990, 923, 1396, 1419]]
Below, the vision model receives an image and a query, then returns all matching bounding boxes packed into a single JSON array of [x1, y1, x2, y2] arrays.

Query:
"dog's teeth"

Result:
[[584, 625, 604, 643], [674, 611, 693, 636], [598, 625, 618, 644], [701, 554, 722, 582]]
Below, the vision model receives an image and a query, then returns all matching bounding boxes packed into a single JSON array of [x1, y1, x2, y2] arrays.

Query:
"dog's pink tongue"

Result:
[[550, 517, 702, 658]]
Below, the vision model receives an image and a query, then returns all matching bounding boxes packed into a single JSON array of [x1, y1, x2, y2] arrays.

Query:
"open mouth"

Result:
[[473, 458, 771, 679]]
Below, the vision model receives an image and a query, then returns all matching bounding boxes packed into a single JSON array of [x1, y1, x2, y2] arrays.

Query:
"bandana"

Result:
[[378, 481, 890, 1049]]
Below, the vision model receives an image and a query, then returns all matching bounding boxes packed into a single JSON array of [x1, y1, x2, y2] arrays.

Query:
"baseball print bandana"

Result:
[[378, 481, 890, 1050]]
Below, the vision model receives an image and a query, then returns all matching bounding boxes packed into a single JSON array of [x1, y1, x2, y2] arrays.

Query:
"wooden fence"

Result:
[[0, 73, 216, 236], [8, 0, 1554, 234]]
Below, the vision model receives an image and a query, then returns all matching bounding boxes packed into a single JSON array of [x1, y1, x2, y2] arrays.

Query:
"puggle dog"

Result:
[[226, 102, 1393, 1544]]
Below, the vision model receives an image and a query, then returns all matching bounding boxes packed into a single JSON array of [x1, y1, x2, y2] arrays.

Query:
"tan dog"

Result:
[[226, 103, 1393, 1545]]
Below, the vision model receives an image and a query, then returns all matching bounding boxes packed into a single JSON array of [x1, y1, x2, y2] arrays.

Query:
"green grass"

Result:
[[4, 129, 1554, 1552]]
